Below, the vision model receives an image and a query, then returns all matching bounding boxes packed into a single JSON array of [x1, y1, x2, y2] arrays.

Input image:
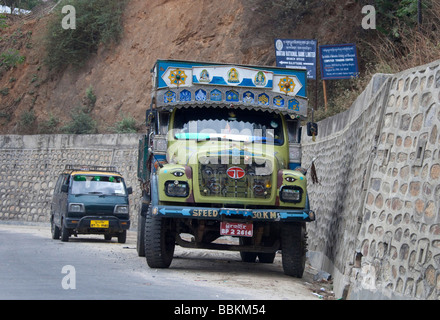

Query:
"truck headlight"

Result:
[[114, 205, 129, 214], [69, 203, 85, 213], [165, 181, 189, 197], [280, 186, 302, 203]]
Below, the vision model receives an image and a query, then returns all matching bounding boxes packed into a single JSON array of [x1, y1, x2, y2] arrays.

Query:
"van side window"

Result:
[[55, 175, 63, 193]]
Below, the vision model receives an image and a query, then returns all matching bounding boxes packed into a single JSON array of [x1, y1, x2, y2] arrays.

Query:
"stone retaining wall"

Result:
[[0, 134, 142, 223], [302, 60, 440, 300]]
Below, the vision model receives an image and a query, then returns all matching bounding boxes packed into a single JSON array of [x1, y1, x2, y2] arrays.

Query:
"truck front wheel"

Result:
[[144, 207, 175, 268], [281, 222, 307, 278], [137, 206, 146, 257]]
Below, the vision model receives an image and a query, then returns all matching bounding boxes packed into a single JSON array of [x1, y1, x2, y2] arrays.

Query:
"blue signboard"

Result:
[[319, 44, 359, 80], [275, 39, 317, 80]]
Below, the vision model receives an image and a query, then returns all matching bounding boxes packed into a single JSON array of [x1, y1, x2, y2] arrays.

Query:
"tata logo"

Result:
[[227, 167, 245, 179]]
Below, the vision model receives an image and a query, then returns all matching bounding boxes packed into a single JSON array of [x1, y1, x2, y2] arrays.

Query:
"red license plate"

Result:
[[220, 221, 253, 237]]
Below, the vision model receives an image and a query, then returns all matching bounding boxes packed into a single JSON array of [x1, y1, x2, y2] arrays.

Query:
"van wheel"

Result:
[[117, 230, 127, 244], [281, 222, 307, 278], [60, 219, 70, 242], [144, 206, 175, 268], [51, 216, 60, 240]]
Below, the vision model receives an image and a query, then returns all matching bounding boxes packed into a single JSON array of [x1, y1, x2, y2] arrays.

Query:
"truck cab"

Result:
[[137, 60, 316, 277]]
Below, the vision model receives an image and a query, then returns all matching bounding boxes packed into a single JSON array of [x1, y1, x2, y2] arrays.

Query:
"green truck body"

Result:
[[137, 60, 316, 277]]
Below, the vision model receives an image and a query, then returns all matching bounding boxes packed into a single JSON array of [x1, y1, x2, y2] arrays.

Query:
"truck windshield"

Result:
[[173, 107, 284, 145], [71, 175, 126, 196]]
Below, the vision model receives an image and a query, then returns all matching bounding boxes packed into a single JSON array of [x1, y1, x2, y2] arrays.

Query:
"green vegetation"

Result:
[[111, 114, 138, 134], [44, 0, 127, 71], [38, 114, 60, 134], [0, 49, 25, 69], [84, 85, 96, 112], [17, 110, 36, 134], [61, 106, 98, 134]]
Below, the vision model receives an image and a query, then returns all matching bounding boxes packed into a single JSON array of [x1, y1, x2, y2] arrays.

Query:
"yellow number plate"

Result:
[[90, 220, 109, 228]]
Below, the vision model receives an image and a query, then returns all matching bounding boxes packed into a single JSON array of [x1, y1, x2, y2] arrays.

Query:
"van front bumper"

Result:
[[65, 216, 130, 233]]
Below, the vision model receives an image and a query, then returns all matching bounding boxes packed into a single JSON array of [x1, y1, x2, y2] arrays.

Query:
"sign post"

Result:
[[319, 43, 359, 80], [319, 43, 359, 112], [275, 39, 318, 115]]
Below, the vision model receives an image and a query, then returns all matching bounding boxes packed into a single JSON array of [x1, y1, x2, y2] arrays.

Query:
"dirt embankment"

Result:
[[0, 0, 366, 134]]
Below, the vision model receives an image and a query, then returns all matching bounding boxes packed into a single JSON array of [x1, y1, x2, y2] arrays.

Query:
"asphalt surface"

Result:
[[0, 223, 325, 301]]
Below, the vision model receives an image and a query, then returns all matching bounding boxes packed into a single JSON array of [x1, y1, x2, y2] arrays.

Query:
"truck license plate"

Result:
[[90, 220, 109, 228], [220, 221, 253, 237]]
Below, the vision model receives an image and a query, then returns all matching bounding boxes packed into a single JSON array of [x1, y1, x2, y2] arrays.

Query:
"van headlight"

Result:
[[114, 205, 129, 214], [165, 181, 189, 197], [280, 186, 302, 203], [69, 203, 85, 213]]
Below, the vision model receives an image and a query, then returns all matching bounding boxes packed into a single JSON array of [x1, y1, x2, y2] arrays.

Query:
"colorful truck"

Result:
[[137, 60, 316, 277]]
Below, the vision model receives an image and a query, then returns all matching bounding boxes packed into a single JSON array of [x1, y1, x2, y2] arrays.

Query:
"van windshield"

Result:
[[173, 107, 284, 145], [71, 175, 126, 196]]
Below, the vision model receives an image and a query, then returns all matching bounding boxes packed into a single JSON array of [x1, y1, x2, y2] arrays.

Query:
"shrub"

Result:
[[18, 110, 36, 134], [0, 49, 26, 69], [44, 0, 127, 71], [111, 114, 138, 133], [38, 114, 60, 134], [61, 107, 98, 134]]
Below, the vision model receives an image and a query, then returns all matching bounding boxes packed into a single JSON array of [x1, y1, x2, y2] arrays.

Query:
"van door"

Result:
[[58, 174, 70, 223]]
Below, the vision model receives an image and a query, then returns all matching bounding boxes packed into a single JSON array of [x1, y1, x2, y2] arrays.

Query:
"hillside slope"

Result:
[[0, 0, 369, 134]]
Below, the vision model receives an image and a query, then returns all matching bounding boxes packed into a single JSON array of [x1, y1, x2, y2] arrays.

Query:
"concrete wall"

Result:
[[0, 134, 142, 223], [302, 60, 440, 300]]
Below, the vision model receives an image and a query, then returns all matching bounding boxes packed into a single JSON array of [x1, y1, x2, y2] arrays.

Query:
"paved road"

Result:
[[0, 223, 323, 301]]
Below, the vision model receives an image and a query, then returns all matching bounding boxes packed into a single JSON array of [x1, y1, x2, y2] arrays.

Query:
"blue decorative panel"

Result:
[[273, 96, 285, 108], [226, 90, 239, 102], [243, 91, 254, 104], [179, 90, 191, 102], [288, 99, 300, 111], [257, 93, 269, 106], [164, 90, 176, 104], [195, 89, 207, 101], [210, 89, 222, 102]]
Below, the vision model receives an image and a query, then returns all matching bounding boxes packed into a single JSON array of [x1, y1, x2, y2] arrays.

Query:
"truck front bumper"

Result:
[[151, 205, 315, 222]]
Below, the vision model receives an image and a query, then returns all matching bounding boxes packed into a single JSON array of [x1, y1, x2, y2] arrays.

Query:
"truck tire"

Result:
[[281, 222, 307, 278], [136, 206, 146, 257], [144, 206, 175, 268]]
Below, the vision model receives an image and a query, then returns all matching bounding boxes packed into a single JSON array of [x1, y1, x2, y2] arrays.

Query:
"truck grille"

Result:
[[198, 158, 273, 199]]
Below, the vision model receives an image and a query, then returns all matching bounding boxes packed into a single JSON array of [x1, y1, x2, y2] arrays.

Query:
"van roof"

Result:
[[62, 165, 122, 176]]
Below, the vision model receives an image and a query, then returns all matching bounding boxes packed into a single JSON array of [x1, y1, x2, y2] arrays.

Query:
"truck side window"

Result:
[[286, 119, 299, 143], [158, 111, 170, 135]]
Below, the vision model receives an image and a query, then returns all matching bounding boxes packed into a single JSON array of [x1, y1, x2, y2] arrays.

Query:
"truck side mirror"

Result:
[[146, 109, 157, 127], [307, 122, 318, 137], [126, 187, 133, 195], [61, 184, 69, 193]]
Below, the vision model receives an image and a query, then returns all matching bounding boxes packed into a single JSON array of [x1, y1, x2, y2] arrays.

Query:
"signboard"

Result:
[[275, 39, 317, 80], [319, 44, 359, 80], [153, 60, 309, 117]]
